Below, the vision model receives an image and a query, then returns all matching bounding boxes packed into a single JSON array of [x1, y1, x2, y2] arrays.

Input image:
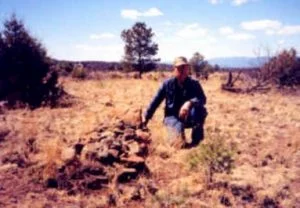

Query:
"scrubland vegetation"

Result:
[[0, 15, 299, 207]]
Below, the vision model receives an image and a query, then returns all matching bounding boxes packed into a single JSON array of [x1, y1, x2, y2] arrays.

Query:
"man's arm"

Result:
[[190, 81, 206, 106], [144, 82, 166, 121]]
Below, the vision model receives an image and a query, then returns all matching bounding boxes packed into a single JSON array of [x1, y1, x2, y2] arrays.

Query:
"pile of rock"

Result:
[[46, 119, 151, 194]]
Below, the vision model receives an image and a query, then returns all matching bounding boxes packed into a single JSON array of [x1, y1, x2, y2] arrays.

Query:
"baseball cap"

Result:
[[173, 56, 189, 67]]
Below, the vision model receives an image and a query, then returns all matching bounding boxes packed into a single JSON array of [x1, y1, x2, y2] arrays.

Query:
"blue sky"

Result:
[[1, 0, 300, 62]]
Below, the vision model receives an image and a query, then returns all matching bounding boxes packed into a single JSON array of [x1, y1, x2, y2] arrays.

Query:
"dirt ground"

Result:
[[0, 72, 299, 208]]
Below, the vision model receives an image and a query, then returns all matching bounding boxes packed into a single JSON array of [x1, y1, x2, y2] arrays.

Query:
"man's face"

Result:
[[174, 64, 189, 82]]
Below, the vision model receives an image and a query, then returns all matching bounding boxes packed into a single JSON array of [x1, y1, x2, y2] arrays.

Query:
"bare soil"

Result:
[[0, 72, 299, 207]]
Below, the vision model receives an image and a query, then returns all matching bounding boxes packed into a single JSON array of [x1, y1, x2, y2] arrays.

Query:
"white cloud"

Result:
[[121, 7, 163, 19], [219, 26, 255, 40], [176, 23, 208, 38], [277, 39, 286, 45], [209, 0, 256, 6], [227, 33, 256, 40], [241, 19, 282, 31], [120, 10, 140, 20], [89, 33, 116, 40], [144, 8, 163, 17], [74, 44, 123, 61], [208, 37, 218, 43], [155, 24, 219, 61], [208, 0, 222, 4], [219, 26, 234, 35], [242, 20, 300, 36], [162, 21, 184, 27], [156, 33, 258, 61], [278, 25, 300, 35], [232, 0, 249, 6], [157, 37, 217, 61], [155, 32, 165, 38], [265, 30, 276, 35]]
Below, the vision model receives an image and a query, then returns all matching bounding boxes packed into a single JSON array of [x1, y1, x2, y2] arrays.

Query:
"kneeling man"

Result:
[[143, 56, 207, 148]]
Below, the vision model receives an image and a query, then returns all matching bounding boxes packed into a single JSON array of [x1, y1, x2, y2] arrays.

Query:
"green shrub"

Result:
[[71, 63, 86, 79], [188, 127, 236, 181], [56, 61, 73, 76], [261, 48, 300, 87], [0, 15, 61, 108]]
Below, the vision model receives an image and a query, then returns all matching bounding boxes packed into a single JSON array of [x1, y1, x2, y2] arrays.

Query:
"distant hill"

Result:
[[208, 57, 269, 68], [53, 56, 300, 71], [52, 59, 173, 71]]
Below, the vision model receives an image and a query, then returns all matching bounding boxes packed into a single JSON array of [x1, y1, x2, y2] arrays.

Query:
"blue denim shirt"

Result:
[[145, 76, 206, 120]]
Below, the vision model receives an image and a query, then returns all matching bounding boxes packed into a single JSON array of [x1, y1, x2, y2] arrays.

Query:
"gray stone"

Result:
[[0, 126, 10, 142]]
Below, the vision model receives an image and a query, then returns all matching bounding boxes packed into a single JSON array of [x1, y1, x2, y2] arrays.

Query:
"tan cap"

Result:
[[173, 56, 189, 67]]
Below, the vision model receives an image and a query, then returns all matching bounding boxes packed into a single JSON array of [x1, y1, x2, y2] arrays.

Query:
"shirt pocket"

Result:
[[166, 90, 175, 105]]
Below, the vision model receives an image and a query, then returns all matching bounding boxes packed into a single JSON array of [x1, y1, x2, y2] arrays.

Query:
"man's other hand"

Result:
[[142, 116, 149, 128], [179, 101, 192, 120]]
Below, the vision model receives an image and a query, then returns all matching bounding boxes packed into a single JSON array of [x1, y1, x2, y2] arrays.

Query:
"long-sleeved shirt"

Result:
[[145, 76, 206, 120]]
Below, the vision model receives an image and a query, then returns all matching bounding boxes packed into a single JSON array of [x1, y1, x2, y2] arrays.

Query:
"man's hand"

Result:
[[141, 116, 149, 128], [179, 101, 192, 121]]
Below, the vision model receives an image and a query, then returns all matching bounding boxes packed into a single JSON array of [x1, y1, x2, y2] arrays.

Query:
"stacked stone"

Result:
[[46, 119, 151, 194]]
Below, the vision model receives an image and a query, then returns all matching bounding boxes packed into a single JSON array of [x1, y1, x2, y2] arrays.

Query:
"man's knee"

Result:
[[195, 105, 207, 119], [164, 116, 184, 133], [187, 105, 207, 126]]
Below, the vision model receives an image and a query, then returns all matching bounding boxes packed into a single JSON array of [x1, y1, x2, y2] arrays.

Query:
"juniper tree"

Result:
[[0, 15, 60, 108], [121, 22, 159, 78]]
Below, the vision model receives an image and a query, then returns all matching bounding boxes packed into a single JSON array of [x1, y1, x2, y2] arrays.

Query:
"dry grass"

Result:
[[0, 72, 299, 207]]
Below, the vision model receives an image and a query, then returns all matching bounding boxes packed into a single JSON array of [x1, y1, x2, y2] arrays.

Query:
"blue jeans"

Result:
[[163, 106, 207, 147]]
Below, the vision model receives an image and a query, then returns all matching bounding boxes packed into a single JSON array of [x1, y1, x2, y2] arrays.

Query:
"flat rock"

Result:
[[0, 126, 10, 141], [127, 141, 140, 155], [83, 164, 105, 176], [123, 128, 136, 140], [121, 155, 145, 165], [117, 168, 138, 183], [61, 147, 76, 163], [135, 129, 151, 143], [98, 131, 115, 139], [107, 149, 119, 158], [81, 143, 105, 161], [122, 108, 142, 127], [85, 176, 109, 190]]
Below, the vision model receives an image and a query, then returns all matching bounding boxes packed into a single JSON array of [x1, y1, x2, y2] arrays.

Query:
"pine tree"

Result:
[[121, 22, 159, 78]]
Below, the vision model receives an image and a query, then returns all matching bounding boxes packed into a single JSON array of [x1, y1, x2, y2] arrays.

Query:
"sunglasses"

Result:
[[176, 65, 188, 71]]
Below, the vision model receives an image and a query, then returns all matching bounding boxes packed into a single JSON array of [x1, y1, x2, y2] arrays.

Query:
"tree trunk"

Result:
[[137, 55, 143, 79], [225, 71, 233, 87]]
